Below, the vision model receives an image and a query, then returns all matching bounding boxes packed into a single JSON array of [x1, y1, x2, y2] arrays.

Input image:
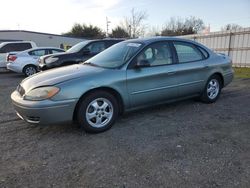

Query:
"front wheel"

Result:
[[200, 75, 222, 103], [77, 91, 119, 133]]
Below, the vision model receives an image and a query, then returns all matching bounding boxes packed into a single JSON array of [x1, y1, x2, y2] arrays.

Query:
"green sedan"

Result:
[[11, 37, 234, 133]]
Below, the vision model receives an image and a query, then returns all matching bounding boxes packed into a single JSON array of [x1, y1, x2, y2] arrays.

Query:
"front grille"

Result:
[[17, 85, 25, 96]]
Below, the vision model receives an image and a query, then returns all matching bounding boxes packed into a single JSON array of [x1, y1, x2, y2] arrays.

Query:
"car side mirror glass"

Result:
[[135, 60, 150, 68]]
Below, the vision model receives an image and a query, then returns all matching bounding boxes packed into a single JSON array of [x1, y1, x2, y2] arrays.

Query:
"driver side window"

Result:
[[86, 42, 106, 54], [136, 42, 173, 67]]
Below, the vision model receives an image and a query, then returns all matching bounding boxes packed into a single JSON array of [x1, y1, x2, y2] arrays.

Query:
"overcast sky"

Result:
[[0, 0, 249, 34]]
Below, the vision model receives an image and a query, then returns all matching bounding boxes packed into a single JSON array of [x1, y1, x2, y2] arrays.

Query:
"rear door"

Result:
[[28, 49, 47, 65], [172, 41, 208, 97], [126, 41, 179, 108]]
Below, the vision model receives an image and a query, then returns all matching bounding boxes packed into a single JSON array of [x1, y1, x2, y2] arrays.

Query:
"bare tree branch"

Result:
[[121, 8, 148, 38]]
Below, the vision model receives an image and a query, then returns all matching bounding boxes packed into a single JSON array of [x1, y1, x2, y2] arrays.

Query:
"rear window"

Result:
[[0, 43, 32, 53], [173, 41, 203, 63]]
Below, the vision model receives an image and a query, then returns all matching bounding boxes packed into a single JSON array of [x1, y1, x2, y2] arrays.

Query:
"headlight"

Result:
[[45, 57, 58, 64], [24, 86, 60, 101]]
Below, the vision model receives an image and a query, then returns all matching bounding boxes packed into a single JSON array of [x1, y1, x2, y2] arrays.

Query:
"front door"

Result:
[[126, 41, 179, 108]]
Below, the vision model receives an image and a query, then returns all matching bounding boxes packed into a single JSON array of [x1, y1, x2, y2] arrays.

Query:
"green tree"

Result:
[[110, 26, 129, 38], [64, 24, 105, 39]]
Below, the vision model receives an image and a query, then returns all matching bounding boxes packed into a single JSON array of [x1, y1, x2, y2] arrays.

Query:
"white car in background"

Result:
[[7, 47, 64, 76], [0, 41, 36, 68]]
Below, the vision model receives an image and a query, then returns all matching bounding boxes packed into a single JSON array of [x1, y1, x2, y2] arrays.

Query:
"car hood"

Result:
[[20, 64, 105, 92]]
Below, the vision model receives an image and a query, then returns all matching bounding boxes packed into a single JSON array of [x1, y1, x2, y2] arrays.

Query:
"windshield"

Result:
[[67, 41, 90, 53], [84, 41, 143, 68]]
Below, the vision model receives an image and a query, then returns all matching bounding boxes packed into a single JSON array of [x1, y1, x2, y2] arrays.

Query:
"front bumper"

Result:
[[38, 63, 48, 71], [11, 90, 78, 125], [7, 63, 22, 73]]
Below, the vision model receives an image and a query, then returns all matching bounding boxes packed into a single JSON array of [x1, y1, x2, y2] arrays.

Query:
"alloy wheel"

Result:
[[85, 98, 114, 128], [207, 79, 220, 100]]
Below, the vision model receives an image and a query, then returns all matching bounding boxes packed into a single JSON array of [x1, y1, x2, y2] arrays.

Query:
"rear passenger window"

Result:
[[198, 47, 209, 58], [51, 49, 63, 54], [0, 43, 32, 52], [0, 44, 10, 53], [29, 50, 46, 56], [15, 43, 32, 51], [174, 42, 203, 63]]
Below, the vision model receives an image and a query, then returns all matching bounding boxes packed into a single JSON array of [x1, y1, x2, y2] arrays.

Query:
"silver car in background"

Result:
[[7, 47, 64, 76], [0, 41, 36, 68], [11, 37, 234, 133]]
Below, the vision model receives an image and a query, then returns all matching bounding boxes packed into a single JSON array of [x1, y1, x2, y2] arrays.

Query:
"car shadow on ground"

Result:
[[18, 98, 201, 137]]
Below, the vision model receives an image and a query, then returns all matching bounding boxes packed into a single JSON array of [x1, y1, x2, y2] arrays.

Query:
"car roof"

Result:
[[22, 47, 64, 52], [85, 38, 124, 43], [125, 36, 195, 44], [124, 36, 213, 52]]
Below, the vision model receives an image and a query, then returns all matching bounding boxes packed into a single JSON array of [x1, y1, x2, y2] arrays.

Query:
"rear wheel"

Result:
[[200, 75, 222, 103], [23, 65, 37, 77], [77, 91, 119, 133]]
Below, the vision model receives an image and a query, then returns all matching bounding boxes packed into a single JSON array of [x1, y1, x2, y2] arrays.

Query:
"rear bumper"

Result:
[[7, 63, 22, 73], [11, 90, 78, 125], [223, 72, 234, 87]]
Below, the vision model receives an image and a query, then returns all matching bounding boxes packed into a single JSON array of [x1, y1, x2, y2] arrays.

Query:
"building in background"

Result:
[[0, 30, 85, 50]]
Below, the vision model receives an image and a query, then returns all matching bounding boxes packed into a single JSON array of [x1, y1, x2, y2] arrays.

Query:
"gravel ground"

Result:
[[0, 72, 250, 188]]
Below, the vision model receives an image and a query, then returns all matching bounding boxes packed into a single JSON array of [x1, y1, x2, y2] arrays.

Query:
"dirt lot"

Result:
[[0, 72, 250, 188]]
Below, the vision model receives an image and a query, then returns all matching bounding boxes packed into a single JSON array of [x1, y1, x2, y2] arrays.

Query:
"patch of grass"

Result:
[[233, 67, 250, 78]]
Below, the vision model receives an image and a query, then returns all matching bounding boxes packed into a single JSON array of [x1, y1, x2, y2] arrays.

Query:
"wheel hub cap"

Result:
[[207, 79, 219, 99], [26, 67, 36, 76], [86, 98, 113, 128]]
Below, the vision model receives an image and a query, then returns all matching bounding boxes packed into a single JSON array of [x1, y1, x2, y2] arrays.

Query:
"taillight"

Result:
[[8, 55, 17, 62]]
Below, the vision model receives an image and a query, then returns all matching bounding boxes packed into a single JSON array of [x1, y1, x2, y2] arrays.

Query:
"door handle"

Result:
[[167, 70, 176, 75], [204, 64, 209, 69]]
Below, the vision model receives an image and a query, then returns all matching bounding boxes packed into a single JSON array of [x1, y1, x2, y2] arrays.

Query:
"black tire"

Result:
[[77, 91, 119, 133], [23, 65, 37, 77], [200, 75, 222, 103]]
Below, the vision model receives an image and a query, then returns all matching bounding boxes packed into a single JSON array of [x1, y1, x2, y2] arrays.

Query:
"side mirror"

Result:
[[82, 49, 90, 55], [135, 60, 150, 68]]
